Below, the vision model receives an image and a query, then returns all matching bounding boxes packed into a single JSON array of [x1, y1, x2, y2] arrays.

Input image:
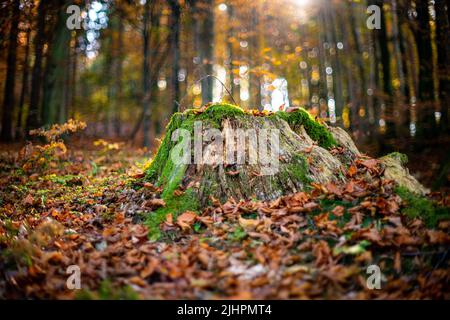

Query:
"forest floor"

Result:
[[0, 131, 449, 299]]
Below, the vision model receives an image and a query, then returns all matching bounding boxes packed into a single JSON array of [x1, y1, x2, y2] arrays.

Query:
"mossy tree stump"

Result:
[[143, 103, 427, 217]]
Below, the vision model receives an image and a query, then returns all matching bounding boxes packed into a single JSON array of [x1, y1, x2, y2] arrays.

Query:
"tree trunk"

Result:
[[227, 4, 235, 97], [435, 0, 450, 133], [347, 1, 367, 128], [397, 0, 411, 135], [375, 0, 395, 141], [169, 0, 181, 114], [107, 6, 124, 138], [41, 0, 71, 126], [249, 6, 261, 109], [1, 0, 20, 142], [325, 4, 344, 126], [142, 0, 152, 148], [200, 0, 214, 105], [16, 24, 31, 139], [391, 0, 405, 96], [69, 41, 77, 120], [414, 0, 436, 137], [26, 0, 48, 133]]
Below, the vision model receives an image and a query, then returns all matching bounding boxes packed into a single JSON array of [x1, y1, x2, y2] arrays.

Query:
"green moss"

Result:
[[319, 198, 359, 227], [282, 154, 311, 187], [275, 108, 337, 149], [190, 103, 245, 128], [144, 112, 184, 181], [228, 226, 248, 242], [145, 189, 199, 241], [386, 152, 408, 165], [395, 186, 450, 228], [76, 280, 139, 300]]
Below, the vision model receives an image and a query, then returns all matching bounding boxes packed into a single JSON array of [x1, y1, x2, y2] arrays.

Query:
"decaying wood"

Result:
[[146, 106, 428, 205]]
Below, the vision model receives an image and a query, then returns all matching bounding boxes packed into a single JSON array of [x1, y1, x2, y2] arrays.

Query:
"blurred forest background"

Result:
[[0, 0, 449, 189]]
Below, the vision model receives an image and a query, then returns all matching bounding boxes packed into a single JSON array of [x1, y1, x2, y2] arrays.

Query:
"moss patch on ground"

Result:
[[145, 189, 199, 241], [395, 186, 450, 228]]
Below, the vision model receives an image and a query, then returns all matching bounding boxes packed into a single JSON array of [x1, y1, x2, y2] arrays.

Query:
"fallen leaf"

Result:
[[238, 216, 260, 230], [23, 194, 34, 206], [360, 158, 378, 170], [348, 165, 357, 177], [176, 211, 197, 230], [143, 198, 166, 209], [332, 205, 345, 217]]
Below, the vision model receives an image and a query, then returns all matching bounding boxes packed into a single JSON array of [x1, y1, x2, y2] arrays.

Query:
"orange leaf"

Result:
[[348, 165, 357, 177], [23, 194, 34, 206], [176, 211, 197, 230], [332, 205, 345, 217]]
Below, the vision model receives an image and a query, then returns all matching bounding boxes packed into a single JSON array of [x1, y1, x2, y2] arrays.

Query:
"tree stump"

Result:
[[143, 103, 427, 214]]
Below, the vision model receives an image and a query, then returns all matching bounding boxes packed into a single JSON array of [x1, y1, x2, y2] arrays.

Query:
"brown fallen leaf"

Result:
[[303, 201, 319, 210], [427, 230, 450, 244], [140, 258, 158, 278], [348, 165, 357, 177], [23, 194, 34, 206], [248, 232, 271, 242], [394, 251, 401, 273], [360, 158, 378, 170], [288, 206, 305, 213], [165, 213, 174, 226], [173, 189, 184, 197], [142, 198, 166, 209], [129, 170, 145, 179], [357, 228, 381, 243], [176, 211, 197, 230], [130, 224, 148, 239], [238, 216, 260, 230], [128, 276, 146, 287], [143, 182, 159, 191], [332, 205, 345, 217], [325, 182, 342, 196]]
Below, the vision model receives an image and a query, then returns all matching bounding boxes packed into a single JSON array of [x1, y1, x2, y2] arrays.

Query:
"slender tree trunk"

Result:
[[347, 1, 367, 125], [317, 10, 329, 113], [169, 0, 181, 113], [391, 0, 408, 138], [70, 44, 77, 119], [200, 0, 214, 105], [16, 25, 32, 139], [42, 1, 71, 126], [397, 0, 411, 136], [414, 0, 436, 137], [325, 4, 344, 126], [227, 4, 234, 97], [249, 6, 261, 109], [142, 0, 151, 147], [435, 0, 450, 133], [374, 0, 395, 141], [367, 19, 378, 129], [447, 0, 450, 24], [108, 7, 124, 137], [391, 0, 405, 96], [1, 0, 20, 142], [26, 0, 49, 133]]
